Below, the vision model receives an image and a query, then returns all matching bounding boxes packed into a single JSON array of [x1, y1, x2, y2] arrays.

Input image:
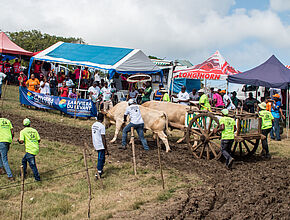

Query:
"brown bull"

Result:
[[103, 102, 171, 152]]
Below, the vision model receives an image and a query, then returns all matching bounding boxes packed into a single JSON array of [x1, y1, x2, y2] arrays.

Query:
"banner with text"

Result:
[[19, 87, 97, 117]]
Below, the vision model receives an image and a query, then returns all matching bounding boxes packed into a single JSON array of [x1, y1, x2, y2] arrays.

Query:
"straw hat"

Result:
[[221, 109, 229, 115], [258, 102, 267, 110]]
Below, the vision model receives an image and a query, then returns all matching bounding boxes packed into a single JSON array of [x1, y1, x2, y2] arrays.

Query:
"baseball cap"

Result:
[[128, 99, 135, 105], [23, 118, 31, 126], [220, 90, 226, 94], [273, 94, 280, 98], [221, 109, 229, 115], [258, 102, 267, 110]]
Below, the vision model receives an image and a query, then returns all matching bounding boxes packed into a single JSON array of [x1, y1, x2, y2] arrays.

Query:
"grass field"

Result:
[[0, 85, 199, 219], [0, 85, 289, 219]]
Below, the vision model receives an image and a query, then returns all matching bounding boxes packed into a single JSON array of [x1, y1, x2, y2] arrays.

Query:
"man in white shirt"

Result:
[[88, 82, 100, 103], [0, 72, 6, 99], [120, 99, 149, 150], [177, 86, 190, 105], [100, 82, 114, 111], [40, 78, 50, 95], [220, 90, 236, 110], [91, 113, 108, 179]]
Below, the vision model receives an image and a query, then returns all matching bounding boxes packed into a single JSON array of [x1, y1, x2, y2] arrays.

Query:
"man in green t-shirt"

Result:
[[0, 115, 14, 180], [214, 109, 236, 169], [198, 89, 211, 111], [141, 82, 152, 104], [258, 102, 274, 159], [18, 118, 41, 181]]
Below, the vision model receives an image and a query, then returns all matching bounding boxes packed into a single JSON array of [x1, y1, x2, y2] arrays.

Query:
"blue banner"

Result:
[[19, 87, 97, 117]]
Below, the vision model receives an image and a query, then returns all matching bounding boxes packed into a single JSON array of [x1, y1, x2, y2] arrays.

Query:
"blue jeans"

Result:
[[0, 142, 13, 177], [22, 152, 40, 181], [221, 139, 234, 165], [122, 123, 149, 150], [97, 149, 105, 174], [270, 118, 280, 140]]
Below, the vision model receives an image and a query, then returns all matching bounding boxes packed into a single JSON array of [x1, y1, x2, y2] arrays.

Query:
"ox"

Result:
[[142, 101, 198, 143], [103, 102, 171, 152]]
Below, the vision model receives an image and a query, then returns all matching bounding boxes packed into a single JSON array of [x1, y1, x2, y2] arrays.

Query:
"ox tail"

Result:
[[164, 112, 172, 136]]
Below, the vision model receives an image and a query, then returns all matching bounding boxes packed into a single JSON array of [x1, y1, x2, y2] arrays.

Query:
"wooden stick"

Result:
[[19, 165, 25, 220], [131, 127, 137, 176], [84, 143, 104, 189], [83, 148, 92, 219], [1, 80, 8, 109], [157, 136, 165, 190]]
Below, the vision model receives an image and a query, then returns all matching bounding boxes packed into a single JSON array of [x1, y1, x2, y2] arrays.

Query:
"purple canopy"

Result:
[[228, 55, 290, 89]]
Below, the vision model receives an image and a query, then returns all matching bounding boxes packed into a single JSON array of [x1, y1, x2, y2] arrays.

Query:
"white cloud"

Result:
[[270, 0, 290, 11], [0, 0, 290, 70]]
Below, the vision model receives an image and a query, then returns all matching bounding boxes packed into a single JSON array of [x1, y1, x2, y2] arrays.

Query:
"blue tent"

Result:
[[28, 42, 161, 78], [170, 78, 201, 93], [228, 55, 290, 89]]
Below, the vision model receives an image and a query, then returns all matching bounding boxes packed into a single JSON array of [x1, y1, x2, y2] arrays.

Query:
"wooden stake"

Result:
[[131, 127, 137, 176], [1, 80, 8, 109], [84, 143, 104, 189], [157, 136, 165, 190], [83, 148, 92, 219], [19, 165, 25, 220]]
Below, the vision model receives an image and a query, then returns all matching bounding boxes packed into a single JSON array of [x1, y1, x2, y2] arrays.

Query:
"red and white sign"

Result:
[[286, 65, 290, 69], [174, 51, 240, 80]]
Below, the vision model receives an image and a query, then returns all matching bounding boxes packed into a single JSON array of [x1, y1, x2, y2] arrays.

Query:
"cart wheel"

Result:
[[186, 113, 221, 160], [231, 139, 260, 157]]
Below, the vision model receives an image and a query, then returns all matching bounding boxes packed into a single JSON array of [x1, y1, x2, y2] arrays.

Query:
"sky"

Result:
[[1, 0, 290, 73]]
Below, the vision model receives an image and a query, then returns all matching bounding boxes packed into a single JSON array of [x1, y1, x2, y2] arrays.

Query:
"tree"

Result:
[[6, 30, 85, 52]]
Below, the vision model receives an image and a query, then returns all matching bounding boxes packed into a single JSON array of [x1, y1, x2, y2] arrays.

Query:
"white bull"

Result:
[[103, 102, 171, 152]]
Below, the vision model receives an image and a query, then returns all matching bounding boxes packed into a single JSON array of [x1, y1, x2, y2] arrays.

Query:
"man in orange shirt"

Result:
[[26, 74, 40, 92], [265, 97, 273, 112]]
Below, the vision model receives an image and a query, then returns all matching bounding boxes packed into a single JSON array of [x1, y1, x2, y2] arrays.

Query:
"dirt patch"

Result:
[[4, 112, 290, 219]]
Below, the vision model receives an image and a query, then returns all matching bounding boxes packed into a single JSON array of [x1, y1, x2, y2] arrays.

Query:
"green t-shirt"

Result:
[[19, 127, 40, 155], [259, 110, 274, 130], [142, 87, 152, 102], [162, 93, 170, 102], [0, 118, 13, 143], [219, 116, 235, 140], [199, 94, 211, 110]]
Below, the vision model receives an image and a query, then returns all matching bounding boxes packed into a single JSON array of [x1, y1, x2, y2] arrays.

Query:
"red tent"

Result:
[[0, 32, 33, 56], [173, 51, 240, 80]]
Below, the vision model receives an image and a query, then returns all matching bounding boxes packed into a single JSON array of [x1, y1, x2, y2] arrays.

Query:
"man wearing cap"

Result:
[[120, 99, 149, 150], [258, 102, 274, 158], [18, 72, 27, 87], [198, 89, 211, 110], [92, 113, 108, 179], [214, 109, 236, 169], [88, 81, 100, 107], [177, 86, 190, 105], [18, 118, 41, 181], [220, 90, 236, 110], [270, 94, 285, 141], [0, 115, 14, 180], [153, 84, 164, 101]]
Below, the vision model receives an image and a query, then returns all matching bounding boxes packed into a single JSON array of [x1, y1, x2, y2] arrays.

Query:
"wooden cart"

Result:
[[186, 108, 265, 160]]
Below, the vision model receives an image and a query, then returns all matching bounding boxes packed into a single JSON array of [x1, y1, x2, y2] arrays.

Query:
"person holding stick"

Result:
[[0, 114, 14, 180], [18, 118, 41, 181], [92, 113, 108, 179], [120, 99, 149, 151]]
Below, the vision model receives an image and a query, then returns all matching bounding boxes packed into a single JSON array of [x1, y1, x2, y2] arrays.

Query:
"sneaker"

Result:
[[119, 145, 127, 150], [95, 173, 102, 180], [227, 158, 234, 169], [8, 177, 15, 181]]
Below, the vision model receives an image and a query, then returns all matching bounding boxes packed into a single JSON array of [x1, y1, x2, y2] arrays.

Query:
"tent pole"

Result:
[[77, 66, 82, 91], [171, 76, 174, 102], [287, 85, 289, 139]]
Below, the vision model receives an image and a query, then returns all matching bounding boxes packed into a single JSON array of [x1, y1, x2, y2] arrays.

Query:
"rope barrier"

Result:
[[0, 166, 95, 191]]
